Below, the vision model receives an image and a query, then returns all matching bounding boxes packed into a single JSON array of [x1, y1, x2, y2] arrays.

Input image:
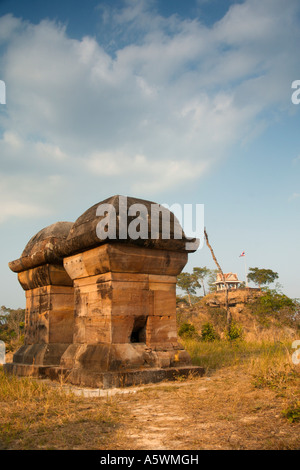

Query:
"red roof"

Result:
[[214, 272, 240, 283]]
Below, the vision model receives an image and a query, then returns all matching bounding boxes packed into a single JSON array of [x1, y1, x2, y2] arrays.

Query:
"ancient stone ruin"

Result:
[[5, 196, 204, 388]]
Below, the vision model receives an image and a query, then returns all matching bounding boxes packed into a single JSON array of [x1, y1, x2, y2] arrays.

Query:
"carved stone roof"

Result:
[[9, 195, 199, 273], [65, 195, 196, 256], [9, 222, 73, 273]]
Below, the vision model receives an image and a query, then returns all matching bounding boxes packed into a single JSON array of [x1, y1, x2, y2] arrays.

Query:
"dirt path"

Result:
[[119, 382, 202, 449], [114, 368, 299, 450]]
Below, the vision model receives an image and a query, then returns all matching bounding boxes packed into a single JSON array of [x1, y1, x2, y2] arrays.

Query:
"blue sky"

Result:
[[0, 0, 299, 307]]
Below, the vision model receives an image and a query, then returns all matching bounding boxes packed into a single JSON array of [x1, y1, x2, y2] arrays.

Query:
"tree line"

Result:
[[0, 305, 25, 350]]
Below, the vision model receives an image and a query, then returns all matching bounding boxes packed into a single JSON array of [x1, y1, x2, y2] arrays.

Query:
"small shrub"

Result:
[[226, 321, 244, 341], [282, 401, 300, 423], [201, 322, 220, 342]]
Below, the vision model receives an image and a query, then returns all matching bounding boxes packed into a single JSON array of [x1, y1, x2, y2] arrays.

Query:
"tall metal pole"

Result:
[[245, 255, 248, 287]]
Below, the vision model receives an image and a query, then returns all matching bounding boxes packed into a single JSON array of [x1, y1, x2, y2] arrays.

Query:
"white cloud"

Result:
[[293, 155, 300, 164], [0, 171, 55, 223], [289, 192, 300, 202], [0, 14, 22, 42], [87, 150, 209, 193], [0, 200, 45, 223], [0, 0, 299, 222]]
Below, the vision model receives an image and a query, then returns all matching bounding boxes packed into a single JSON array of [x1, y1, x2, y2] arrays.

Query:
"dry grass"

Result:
[[114, 366, 299, 450], [0, 367, 124, 450], [115, 339, 300, 450], [1, 338, 299, 450]]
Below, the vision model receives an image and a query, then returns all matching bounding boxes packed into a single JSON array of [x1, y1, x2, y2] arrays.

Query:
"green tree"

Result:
[[207, 269, 219, 293], [192, 266, 210, 296], [247, 268, 279, 289], [0, 305, 25, 340], [249, 289, 300, 328], [177, 272, 201, 306]]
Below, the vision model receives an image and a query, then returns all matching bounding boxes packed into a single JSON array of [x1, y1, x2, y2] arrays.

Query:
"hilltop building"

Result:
[[213, 272, 241, 291]]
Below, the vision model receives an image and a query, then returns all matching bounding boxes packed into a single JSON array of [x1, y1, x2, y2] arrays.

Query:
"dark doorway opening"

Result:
[[130, 316, 147, 343]]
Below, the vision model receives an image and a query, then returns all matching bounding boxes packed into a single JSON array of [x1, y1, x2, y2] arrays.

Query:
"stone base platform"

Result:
[[3, 363, 205, 389]]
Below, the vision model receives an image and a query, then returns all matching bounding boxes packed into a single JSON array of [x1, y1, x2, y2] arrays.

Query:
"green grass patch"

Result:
[[282, 401, 300, 423], [182, 337, 295, 373]]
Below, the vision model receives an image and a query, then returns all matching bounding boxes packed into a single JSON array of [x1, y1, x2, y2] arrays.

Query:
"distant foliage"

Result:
[[178, 322, 199, 339], [247, 267, 279, 288], [192, 267, 210, 296], [177, 267, 220, 299], [0, 306, 25, 351], [207, 269, 219, 293], [250, 289, 300, 328], [177, 273, 201, 306]]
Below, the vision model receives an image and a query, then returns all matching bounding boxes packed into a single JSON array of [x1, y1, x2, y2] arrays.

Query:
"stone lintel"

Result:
[[63, 243, 188, 279]]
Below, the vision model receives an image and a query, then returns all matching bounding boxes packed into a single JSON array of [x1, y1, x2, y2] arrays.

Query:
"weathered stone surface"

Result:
[[4, 363, 204, 389], [8, 196, 198, 274], [59, 242, 190, 379], [9, 222, 73, 273], [18, 264, 73, 290], [63, 243, 188, 278], [63, 195, 197, 256], [23, 277, 74, 345], [12, 343, 70, 366], [62, 245, 186, 349], [5, 195, 204, 388]]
